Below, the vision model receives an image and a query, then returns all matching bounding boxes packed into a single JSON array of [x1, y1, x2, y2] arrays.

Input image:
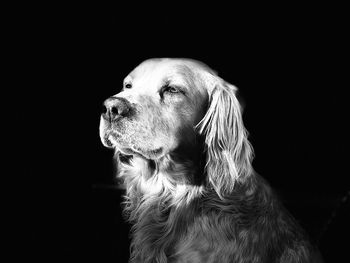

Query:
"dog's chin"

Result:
[[119, 146, 164, 160], [138, 147, 164, 160], [103, 133, 165, 160]]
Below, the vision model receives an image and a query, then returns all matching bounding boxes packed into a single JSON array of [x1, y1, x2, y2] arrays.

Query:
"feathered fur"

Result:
[[99, 58, 322, 263], [196, 78, 254, 197]]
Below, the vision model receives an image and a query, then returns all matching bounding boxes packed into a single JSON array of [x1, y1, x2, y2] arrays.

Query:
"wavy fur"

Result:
[[100, 58, 322, 263], [196, 78, 254, 197]]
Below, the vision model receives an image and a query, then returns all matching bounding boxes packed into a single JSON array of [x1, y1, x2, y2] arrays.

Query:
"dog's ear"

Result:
[[197, 77, 254, 198]]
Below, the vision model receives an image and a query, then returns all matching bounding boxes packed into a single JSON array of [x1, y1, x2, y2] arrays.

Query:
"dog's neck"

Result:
[[116, 146, 266, 263], [116, 140, 206, 215]]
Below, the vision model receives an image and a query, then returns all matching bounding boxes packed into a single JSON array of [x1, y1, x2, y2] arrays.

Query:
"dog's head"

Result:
[[99, 58, 253, 195], [100, 58, 212, 159]]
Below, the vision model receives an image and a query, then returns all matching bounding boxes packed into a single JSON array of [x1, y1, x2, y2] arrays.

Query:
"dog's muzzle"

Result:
[[100, 97, 132, 148]]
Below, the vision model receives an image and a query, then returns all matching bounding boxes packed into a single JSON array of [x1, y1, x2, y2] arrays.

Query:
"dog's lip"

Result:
[[103, 131, 164, 160], [120, 146, 164, 160], [148, 147, 163, 156], [102, 131, 121, 149], [103, 134, 115, 148], [119, 147, 138, 155], [141, 147, 164, 160]]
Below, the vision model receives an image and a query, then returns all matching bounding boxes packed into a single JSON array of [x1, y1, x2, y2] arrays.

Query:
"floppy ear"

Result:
[[196, 77, 254, 197]]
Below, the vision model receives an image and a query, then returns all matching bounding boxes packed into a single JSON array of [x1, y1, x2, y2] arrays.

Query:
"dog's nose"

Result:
[[102, 97, 131, 121]]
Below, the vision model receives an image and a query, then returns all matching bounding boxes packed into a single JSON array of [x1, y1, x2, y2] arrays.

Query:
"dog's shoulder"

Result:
[[172, 176, 318, 262]]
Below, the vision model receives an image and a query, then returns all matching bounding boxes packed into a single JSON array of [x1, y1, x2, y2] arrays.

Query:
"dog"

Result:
[[99, 58, 322, 263]]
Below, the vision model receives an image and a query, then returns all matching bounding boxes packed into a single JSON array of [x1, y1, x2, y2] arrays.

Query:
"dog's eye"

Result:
[[164, 85, 179, 94], [125, 83, 132, 89]]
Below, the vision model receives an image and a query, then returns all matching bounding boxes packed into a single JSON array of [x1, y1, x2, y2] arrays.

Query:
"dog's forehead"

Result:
[[126, 59, 215, 88], [131, 60, 177, 79], [129, 60, 187, 81]]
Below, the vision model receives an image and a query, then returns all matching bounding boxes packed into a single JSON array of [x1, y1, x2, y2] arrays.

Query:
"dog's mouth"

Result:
[[121, 146, 164, 160], [102, 132, 120, 148], [104, 132, 164, 160]]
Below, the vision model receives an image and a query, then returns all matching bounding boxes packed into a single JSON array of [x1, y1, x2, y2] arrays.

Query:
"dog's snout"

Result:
[[102, 97, 131, 121]]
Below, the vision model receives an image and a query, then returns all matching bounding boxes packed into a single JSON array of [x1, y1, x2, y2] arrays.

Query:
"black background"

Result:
[[16, 3, 348, 262]]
